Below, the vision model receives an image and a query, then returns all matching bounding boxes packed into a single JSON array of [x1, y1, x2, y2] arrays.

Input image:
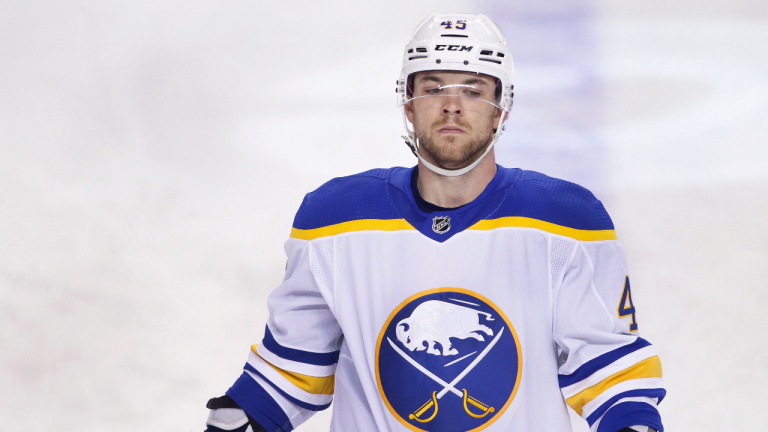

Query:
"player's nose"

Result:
[[439, 94, 463, 115], [441, 101, 462, 115]]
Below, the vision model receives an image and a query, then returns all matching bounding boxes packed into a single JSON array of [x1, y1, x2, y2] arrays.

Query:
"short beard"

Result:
[[416, 127, 494, 171]]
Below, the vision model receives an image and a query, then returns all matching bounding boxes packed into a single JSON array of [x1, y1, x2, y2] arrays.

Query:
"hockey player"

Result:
[[204, 13, 665, 432]]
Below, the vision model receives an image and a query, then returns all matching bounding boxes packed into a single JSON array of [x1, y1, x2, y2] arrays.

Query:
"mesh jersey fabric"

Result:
[[292, 168, 401, 230]]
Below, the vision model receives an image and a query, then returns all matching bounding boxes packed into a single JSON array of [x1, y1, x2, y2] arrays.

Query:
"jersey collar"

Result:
[[387, 165, 517, 242]]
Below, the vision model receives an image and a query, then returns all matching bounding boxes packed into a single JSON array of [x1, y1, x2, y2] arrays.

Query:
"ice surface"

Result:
[[1, 1, 766, 431]]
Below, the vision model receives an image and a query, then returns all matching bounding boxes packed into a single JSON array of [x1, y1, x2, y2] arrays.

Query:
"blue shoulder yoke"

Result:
[[492, 170, 614, 231], [292, 166, 613, 238], [292, 168, 401, 231]]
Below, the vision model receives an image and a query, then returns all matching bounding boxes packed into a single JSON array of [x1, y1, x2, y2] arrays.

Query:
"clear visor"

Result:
[[397, 75, 512, 113]]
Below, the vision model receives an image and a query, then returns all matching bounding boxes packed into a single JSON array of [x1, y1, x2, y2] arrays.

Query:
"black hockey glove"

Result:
[[617, 428, 658, 432], [204, 395, 266, 432]]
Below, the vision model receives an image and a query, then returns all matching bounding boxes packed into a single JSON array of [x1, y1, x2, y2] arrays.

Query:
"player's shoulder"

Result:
[[510, 169, 598, 203], [492, 168, 614, 231], [292, 167, 406, 230]]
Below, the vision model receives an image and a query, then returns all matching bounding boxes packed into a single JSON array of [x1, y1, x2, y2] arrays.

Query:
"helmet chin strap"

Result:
[[402, 134, 499, 177], [401, 110, 504, 178]]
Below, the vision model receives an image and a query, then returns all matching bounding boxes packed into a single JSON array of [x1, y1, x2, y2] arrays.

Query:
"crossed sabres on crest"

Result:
[[386, 299, 505, 423]]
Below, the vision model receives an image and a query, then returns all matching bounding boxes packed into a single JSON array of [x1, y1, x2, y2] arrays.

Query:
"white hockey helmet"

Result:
[[397, 13, 515, 177]]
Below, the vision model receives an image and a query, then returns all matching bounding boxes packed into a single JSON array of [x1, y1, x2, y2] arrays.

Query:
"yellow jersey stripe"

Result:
[[290, 216, 616, 241], [251, 346, 335, 395], [468, 217, 617, 241], [290, 219, 415, 240], [566, 355, 663, 415]]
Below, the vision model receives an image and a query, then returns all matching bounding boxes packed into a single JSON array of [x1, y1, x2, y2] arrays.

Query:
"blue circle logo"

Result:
[[375, 288, 522, 432]]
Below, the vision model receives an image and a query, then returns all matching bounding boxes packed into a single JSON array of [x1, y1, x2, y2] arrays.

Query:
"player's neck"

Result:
[[416, 149, 497, 209]]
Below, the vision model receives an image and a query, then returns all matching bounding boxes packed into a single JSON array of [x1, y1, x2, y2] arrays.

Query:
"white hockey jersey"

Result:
[[225, 166, 665, 432]]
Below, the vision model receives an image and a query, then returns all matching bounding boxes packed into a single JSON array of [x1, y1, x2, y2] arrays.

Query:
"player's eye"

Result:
[[425, 87, 442, 94]]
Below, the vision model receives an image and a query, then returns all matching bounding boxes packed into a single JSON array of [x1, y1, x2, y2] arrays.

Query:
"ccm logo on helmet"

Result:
[[434, 45, 473, 52]]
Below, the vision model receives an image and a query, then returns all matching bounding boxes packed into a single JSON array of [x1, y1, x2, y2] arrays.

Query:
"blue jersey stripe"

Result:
[[586, 388, 667, 426], [559, 337, 651, 388], [263, 325, 340, 366], [596, 401, 664, 432], [244, 363, 333, 412], [227, 371, 294, 432]]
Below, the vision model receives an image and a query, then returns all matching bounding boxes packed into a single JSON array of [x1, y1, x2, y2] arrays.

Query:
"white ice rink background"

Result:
[[1, 1, 767, 431]]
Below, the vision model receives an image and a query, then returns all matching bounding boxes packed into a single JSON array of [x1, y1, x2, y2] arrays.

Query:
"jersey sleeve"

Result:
[[225, 235, 342, 432], [553, 207, 666, 432]]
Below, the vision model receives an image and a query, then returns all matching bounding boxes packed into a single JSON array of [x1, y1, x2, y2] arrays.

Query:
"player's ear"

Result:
[[404, 101, 415, 124], [493, 110, 508, 130]]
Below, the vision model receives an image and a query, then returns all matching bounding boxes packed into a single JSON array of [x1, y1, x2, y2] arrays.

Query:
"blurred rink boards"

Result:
[[0, 1, 767, 431]]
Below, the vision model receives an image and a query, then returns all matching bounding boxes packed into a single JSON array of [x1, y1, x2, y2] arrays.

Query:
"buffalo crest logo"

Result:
[[376, 288, 522, 431]]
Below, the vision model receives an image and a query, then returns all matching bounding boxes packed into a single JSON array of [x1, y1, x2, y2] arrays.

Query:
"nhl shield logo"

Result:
[[376, 288, 522, 432], [432, 216, 451, 234]]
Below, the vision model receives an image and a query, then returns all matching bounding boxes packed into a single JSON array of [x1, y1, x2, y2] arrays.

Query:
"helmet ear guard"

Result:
[[397, 13, 515, 177]]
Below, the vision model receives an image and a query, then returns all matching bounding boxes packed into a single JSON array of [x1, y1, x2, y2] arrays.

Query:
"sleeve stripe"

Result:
[[244, 363, 333, 412], [593, 400, 664, 432], [252, 349, 335, 395], [263, 325, 340, 366], [566, 356, 663, 416], [246, 352, 334, 408], [255, 344, 337, 377], [592, 396, 657, 430], [559, 337, 651, 388], [584, 382, 666, 424], [227, 371, 294, 432], [244, 368, 320, 431], [561, 346, 657, 398]]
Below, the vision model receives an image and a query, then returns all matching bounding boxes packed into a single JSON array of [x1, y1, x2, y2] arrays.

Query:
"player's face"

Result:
[[404, 71, 504, 171]]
